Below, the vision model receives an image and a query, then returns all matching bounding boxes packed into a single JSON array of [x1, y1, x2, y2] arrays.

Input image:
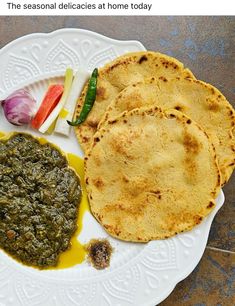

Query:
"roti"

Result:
[[85, 106, 221, 242], [74, 51, 195, 153], [100, 77, 235, 185]]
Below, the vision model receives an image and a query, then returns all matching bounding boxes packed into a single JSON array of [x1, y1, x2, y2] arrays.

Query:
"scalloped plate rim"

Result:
[[147, 190, 224, 306], [0, 27, 145, 54], [0, 28, 225, 306]]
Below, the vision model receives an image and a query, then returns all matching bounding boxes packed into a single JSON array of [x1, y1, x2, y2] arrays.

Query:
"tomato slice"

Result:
[[31, 84, 64, 129]]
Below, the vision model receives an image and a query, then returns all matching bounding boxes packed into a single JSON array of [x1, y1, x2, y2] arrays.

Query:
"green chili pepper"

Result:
[[67, 68, 98, 126]]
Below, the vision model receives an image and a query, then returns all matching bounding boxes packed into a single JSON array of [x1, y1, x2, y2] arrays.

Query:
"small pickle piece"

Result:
[[85, 238, 113, 270]]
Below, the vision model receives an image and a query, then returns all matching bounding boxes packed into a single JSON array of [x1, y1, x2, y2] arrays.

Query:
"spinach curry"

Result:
[[0, 133, 82, 268]]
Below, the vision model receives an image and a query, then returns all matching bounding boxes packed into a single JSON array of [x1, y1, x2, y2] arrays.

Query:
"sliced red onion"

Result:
[[1, 89, 37, 126]]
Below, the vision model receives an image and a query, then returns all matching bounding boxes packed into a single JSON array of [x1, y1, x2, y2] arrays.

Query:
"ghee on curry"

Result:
[[0, 131, 88, 269]]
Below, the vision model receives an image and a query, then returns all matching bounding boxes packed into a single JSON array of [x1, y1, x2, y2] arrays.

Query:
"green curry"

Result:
[[0, 133, 81, 268]]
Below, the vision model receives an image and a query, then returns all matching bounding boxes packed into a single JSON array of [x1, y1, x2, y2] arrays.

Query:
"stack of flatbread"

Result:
[[74, 51, 235, 242]]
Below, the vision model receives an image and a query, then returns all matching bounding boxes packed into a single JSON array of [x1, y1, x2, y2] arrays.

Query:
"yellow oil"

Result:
[[0, 131, 89, 269], [54, 153, 89, 269]]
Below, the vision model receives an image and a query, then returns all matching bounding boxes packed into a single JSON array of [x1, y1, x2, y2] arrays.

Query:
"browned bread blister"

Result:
[[85, 106, 221, 242]]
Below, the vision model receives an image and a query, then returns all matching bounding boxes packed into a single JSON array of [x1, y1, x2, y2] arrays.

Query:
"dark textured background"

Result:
[[0, 16, 234, 305]]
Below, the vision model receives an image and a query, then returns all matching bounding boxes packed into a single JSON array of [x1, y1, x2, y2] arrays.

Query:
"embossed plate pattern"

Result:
[[0, 29, 224, 306]]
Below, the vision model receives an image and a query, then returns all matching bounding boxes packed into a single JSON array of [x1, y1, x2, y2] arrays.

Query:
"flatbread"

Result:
[[74, 51, 195, 153], [100, 77, 235, 185], [85, 106, 221, 242]]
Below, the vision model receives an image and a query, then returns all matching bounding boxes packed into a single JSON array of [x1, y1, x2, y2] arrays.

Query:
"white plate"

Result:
[[0, 29, 224, 306]]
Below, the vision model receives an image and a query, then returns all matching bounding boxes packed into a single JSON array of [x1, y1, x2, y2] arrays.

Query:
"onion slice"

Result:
[[1, 89, 36, 126]]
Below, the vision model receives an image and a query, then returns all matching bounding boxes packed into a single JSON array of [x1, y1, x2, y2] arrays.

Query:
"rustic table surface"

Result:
[[0, 16, 234, 306]]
